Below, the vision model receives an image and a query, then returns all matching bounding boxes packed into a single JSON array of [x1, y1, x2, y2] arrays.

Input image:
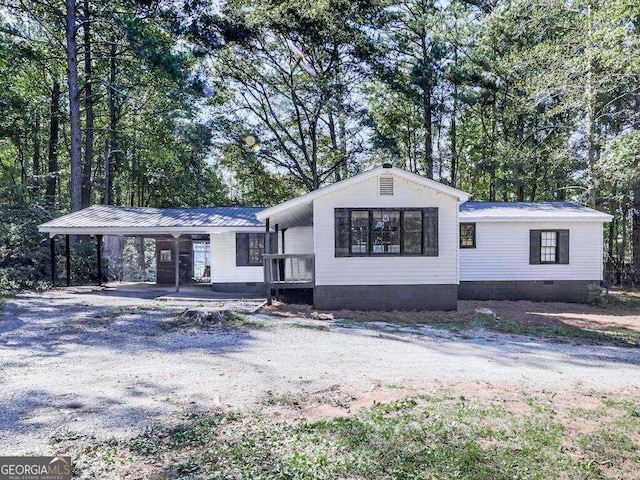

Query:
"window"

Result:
[[529, 229, 569, 265], [372, 210, 401, 253], [460, 223, 476, 248], [236, 233, 267, 266], [350, 210, 369, 254], [335, 208, 438, 257], [540, 231, 557, 263], [248, 234, 265, 265], [403, 210, 423, 254]]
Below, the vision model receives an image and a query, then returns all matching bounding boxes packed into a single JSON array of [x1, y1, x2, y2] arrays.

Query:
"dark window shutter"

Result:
[[558, 230, 570, 264], [335, 208, 350, 257], [529, 230, 541, 264], [236, 233, 249, 266], [423, 208, 438, 256]]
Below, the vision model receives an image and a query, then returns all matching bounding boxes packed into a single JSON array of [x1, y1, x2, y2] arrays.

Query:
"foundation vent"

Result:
[[379, 176, 394, 196]]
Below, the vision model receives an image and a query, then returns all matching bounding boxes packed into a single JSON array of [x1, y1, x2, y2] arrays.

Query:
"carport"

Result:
[[38, 205, 266, 292]]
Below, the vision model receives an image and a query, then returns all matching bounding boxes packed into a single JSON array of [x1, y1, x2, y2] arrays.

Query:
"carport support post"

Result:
[[274, 224, 279, 299], [265, 218, 271, 305], [49, 234, 56, 287], [96, 235, 103, 286], [65, 234, 71, 287], [173, 234, 180, 293]]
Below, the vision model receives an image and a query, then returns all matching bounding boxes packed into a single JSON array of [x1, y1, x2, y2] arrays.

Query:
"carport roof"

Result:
[[38, 205, 266, 236]]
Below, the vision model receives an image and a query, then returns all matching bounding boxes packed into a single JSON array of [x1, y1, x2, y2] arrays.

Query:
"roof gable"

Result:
[[257, 166, 470, 223]]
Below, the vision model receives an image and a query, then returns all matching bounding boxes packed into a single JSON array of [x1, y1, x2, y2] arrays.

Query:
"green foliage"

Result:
[[587, 283, 607, 306], [0, 180, 52, 294], [69, 392, 640, 479], [2, 0, 640, 287]]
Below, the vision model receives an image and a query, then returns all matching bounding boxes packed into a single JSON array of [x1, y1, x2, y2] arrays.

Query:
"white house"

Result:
[[257, 163, 470, 310], [38, 164, 612, 310], [458, 202, 612, 302]]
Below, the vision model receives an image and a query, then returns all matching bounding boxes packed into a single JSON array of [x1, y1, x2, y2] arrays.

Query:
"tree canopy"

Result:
[[1, 0, 639, 289]]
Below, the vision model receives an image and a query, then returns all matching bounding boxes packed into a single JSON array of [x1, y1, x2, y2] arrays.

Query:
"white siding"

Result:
[[210, 232, 263, 283], [459, 221, 604, 281], [313, 173, 460, 286], [283, 226, 314, 254]]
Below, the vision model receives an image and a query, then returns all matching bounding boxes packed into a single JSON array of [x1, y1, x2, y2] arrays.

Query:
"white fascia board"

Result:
[[461, 215, 613, 223], [38, 226, 267, 236]]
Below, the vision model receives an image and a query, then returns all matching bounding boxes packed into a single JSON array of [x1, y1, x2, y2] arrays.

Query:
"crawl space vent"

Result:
[[379, 176, 394, 196]]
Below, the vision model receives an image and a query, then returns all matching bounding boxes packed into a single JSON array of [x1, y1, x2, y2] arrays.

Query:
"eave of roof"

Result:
[[256, 166, 470, 222], [38, 205, 266, 236], [459, 201, 613, 222]]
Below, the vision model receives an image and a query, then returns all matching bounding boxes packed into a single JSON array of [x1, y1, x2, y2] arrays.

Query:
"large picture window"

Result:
[[335, 208, 438, 257], [372, 210, 401, 253]]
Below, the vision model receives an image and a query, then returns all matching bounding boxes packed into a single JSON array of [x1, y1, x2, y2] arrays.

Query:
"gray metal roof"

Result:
[[459, 201, 612, 222], [39, 205, 265, 234]]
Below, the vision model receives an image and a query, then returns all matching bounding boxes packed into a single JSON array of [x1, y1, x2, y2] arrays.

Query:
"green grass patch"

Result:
[[606, 292, 640, 311], [66, 393, 640, 480], [429, 315, 640, 348]]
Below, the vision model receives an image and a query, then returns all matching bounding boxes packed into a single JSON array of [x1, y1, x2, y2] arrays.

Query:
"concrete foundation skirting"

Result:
[[314, 284, 457, 311], [212, 282, 265, 294], [458, 280, 598, 303]]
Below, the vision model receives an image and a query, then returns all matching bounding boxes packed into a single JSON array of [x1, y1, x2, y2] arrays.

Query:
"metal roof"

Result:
[[459, 201, 612, 222], [39, 205, 265, 235]]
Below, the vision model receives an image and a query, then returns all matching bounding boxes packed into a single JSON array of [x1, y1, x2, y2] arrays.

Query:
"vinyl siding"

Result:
[[459, 221, 604, 281], [210, 232, 264, 283], [283, 226, 314, 254], [313, 173, 460, 286]]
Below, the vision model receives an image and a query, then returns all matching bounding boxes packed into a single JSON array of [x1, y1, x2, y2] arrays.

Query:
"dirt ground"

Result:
[[1, 287, 639, 456], [262, 289, 640, 332]]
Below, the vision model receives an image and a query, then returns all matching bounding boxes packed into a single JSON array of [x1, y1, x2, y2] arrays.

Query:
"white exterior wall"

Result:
[[459, 221, 604, 281], [313, 174, 460, 286], [283, 226, 314, 254], [209, 232, 263, 283]]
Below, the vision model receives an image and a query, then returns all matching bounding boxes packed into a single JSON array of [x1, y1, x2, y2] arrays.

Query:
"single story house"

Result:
[[38, 164, 612, 310]]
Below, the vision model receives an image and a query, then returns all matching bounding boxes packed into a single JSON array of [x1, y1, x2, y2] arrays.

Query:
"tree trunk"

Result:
[[423, 88, 433, 179], [65, 0, 82, 212], [450, 84, 458, 187], [584, 3, 597, 209], [137, 236, 146, 273], [105, 39, 118, 204], [81, 0, 94, 208], [632, 88, 640, 277], [46, 81, 61, 208], [32, 113, 40, 177]]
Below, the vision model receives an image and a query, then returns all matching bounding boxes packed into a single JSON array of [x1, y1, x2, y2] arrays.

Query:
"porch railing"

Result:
[[263, 253, 315, 290]]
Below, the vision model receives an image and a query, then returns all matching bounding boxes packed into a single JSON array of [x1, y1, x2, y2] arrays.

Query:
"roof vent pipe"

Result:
[[382, 162, 392, 169]]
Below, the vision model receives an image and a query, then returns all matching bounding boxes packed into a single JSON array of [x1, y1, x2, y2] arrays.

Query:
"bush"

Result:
[[0, 180, 52, 295], [587, 283, 607, 306]]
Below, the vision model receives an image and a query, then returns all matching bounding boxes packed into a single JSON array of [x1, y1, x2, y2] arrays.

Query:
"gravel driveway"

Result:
[[1, 288, 639, 455]]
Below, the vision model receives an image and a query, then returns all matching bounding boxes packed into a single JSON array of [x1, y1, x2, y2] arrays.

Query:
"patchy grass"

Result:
[[164, 310, 267, 330], [607, 289, 640, 311], [432, 315, 640, 348], [64, 388, 640, 480], [262, 292, 640, 347], [0, 292, 14, 312]]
